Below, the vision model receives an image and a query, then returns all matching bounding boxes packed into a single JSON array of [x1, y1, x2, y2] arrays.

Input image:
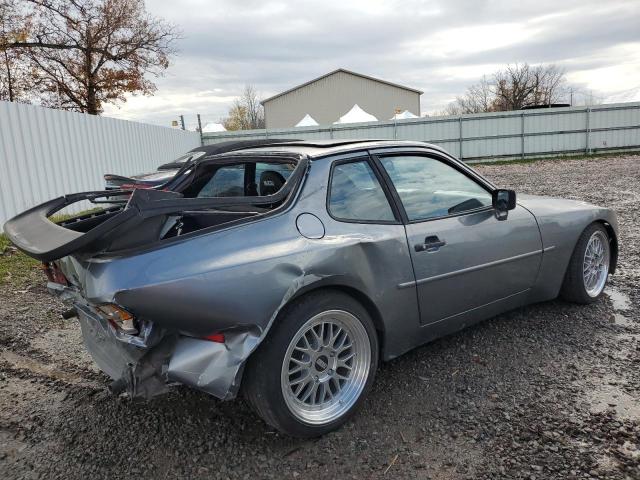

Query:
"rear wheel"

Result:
[[560, 223, 611, 303], [243, 291, 379, 437]]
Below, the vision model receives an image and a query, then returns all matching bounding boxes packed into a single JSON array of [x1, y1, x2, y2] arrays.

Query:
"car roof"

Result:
[[203, 139, 446, 159]]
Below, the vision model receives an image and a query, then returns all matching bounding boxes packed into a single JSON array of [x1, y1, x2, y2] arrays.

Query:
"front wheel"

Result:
[[243, 291, 379, 437], [560, 223, 611, 303]]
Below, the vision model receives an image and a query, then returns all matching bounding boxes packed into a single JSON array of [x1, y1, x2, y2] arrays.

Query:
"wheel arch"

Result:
[[287, 281, 387, 357], [596, 219, 618, 274], [563, 219, 619, 281]]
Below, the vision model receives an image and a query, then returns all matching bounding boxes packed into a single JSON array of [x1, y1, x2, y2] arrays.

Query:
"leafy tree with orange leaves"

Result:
[[0, 0, 35, 102], [3, 0, 179, 114]]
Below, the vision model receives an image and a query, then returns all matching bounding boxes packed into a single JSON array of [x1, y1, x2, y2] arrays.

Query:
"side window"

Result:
[[379, 155, 492, 221], [329, 159, 395, 222], [198, 165, 245, 197]]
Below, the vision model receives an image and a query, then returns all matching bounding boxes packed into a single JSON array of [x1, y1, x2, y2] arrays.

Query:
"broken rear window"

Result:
[[186, 161, 296, 198]]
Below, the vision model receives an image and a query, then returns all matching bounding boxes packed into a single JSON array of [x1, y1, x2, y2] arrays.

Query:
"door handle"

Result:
[[415, 235, 446, 252]]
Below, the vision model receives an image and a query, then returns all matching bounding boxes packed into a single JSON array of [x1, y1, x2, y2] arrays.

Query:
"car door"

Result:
[[372, 150, 543, 325]]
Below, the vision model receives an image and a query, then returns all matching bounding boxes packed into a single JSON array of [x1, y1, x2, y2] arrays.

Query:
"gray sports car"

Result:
[[3, 140, 619, 437]]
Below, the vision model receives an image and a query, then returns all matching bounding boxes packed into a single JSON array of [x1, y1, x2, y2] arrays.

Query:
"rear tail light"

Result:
[[42, 262, 68, 285], [96, 304, 138, 334], [203, 333, 225, 343]]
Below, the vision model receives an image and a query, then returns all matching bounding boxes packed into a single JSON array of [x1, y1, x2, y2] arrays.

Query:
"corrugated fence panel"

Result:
[[0, 101, 200, 226], [332, 122, 395, 140], [203, 102, 640, 162], [465, 136, 522, 159], [591, 106, 638, 129]]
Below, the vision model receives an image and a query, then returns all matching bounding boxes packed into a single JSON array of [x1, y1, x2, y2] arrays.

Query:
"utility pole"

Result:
[[179, 115, 185, 130], [569, 88, 573, 106], [197, 114, 203, 146]]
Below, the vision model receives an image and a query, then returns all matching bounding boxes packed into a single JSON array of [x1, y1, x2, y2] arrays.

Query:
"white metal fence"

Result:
[[0, 101, 200, 227], [3, 101, 639, 229], [203, 102, 640, 161]]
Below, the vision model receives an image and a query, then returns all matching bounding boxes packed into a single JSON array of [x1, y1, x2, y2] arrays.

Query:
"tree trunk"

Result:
[[3, 49, 14, 102], [84, 47, 98, 115], [86, 82, 97, 114]]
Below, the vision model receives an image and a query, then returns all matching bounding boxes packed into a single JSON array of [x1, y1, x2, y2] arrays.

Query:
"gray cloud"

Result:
[[105, 0, 640, 126]]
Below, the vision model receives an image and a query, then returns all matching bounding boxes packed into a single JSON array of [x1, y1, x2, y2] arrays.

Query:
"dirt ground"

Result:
[[1, 154, 639, 480]]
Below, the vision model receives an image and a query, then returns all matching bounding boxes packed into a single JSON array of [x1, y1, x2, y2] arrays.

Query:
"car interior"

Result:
[[56, 158, 298, 244]]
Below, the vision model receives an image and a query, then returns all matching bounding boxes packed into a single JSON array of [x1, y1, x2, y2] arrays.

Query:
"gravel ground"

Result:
[[1, 153, 639, 480]]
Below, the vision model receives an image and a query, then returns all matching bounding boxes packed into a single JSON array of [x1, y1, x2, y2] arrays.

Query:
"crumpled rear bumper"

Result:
[[50, 283, 253, 400], [75, 302, 174, 398]]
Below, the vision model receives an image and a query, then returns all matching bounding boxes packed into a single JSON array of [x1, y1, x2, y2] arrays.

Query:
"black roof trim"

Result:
[[189, 139, 300, 155], [227, 139, 389, 149]]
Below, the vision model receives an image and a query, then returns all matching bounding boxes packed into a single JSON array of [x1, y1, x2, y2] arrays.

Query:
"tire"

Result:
[[560, 223, 611, 304], [243, 290, 379, 437]]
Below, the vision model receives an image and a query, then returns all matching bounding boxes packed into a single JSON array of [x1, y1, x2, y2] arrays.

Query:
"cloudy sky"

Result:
[[103, 0, 640, 128]]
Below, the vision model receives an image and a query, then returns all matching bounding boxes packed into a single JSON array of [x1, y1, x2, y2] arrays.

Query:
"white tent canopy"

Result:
[[201, 122, 226, 133], [295, 114, 319, 127], [333, 104, 378, 124], [391, 110, 419, 120]]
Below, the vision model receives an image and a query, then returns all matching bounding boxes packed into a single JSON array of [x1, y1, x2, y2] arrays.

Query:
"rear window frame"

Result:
[[326, 155, 402, 225]]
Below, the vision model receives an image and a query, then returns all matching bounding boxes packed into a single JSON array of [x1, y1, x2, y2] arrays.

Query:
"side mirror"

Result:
[[492, 189, 516, 219]]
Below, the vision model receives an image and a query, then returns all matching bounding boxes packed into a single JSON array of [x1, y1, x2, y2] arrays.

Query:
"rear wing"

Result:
[[4, 156, 309, 262]]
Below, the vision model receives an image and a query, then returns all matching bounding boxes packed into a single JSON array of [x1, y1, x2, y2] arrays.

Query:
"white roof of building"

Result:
[[391, 110, 419, 120], [295, 114, 319, 127], [334, 104, 378, 124], [201, 122, 227, 133]]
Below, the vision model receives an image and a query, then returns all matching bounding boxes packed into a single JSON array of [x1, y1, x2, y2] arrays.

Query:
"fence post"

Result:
[[585, 107, 591, 154], [521, 112, 525, 159], [197, 114, 203, 146], [458, 116, 463, 160]]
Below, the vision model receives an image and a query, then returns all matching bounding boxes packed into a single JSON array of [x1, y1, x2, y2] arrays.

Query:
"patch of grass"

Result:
[[470, 149, 640, 167], [0, 234, 42, 287], [0, 208, 106, 287]]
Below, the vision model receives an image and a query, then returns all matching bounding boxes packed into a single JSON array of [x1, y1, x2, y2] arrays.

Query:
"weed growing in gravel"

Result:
[[0, 234, 41, 287], [0, 208, 104, 287]]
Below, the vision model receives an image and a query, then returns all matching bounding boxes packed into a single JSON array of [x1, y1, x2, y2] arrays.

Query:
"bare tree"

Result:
[[243, 85, 264, 129], [493, 63, 534, 110], [3, 0, 179, 114], [223, 85, 265, 130], [446, 75, 494, 114], [435, 102, 463, 116], [530, 64, 566, 105], [494, 63, 567, 110], [442, 63, 569, 115]]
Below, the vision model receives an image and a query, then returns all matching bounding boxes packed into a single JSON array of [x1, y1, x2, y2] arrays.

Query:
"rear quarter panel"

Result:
[[70, 156, 419, 359]]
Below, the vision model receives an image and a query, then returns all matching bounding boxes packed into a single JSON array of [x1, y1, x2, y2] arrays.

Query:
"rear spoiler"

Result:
[[3, 191, 142, 261], [3, 157, 308, 262]]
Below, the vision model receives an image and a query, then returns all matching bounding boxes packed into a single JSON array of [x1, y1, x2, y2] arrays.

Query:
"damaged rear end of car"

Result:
[[3, 151, 310, 400]]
